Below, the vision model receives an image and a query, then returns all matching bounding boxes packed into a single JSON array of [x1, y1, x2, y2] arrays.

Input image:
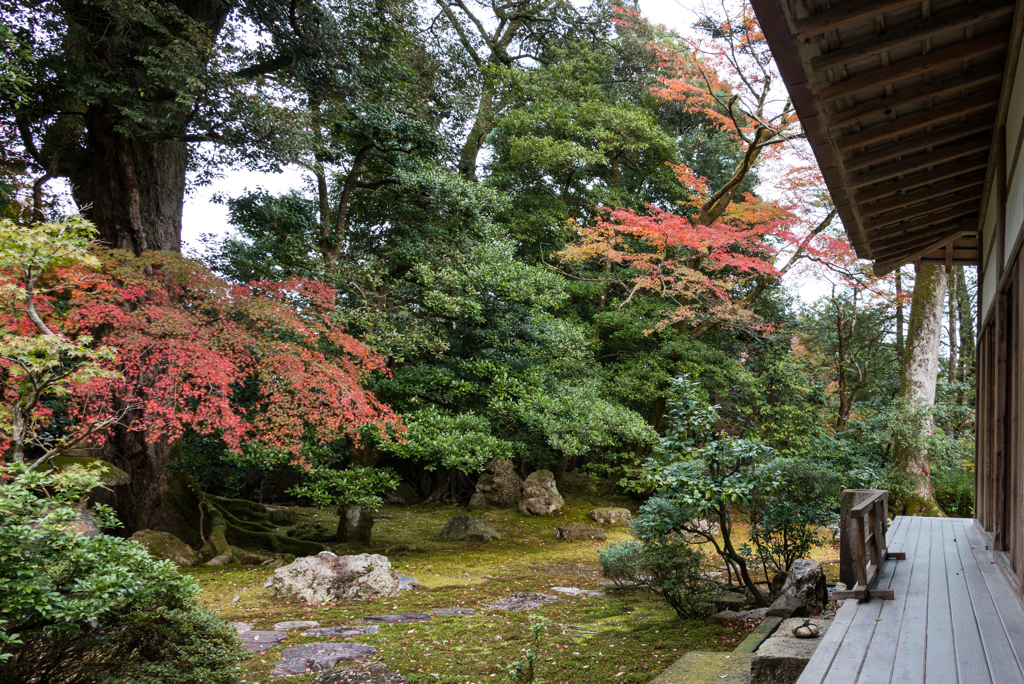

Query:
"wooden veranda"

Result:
[[798, 515, 1024, 684]]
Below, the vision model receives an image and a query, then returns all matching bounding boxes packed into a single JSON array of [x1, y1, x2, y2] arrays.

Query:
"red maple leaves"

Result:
[[50, 251, 401, 458]]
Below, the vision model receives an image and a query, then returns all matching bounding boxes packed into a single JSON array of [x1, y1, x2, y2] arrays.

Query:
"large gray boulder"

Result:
[[469, 458, 523, 509], [264, 551, 400, 603], [777, 559, 828, 616], [439, 514, 501, 542], [519, 470, 564, 516], [129, 530, 199, 567]]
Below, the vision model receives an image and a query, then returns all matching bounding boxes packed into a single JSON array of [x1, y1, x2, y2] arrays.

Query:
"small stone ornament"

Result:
[[793, 619, 820, 639]]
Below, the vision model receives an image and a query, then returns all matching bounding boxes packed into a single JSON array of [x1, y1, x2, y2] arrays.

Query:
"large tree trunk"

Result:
[[71, 118, 186, 255], [893, 264, 947, 515]]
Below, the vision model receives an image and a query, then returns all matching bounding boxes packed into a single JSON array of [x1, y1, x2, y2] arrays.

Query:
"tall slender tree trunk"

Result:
[[948, 267, 958, 384], [895, 269, 905, 355], [893, 264, 947, 516], [956, 266, 975, 395]]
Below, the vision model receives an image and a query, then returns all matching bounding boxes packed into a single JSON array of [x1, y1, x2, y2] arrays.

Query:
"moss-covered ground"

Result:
[[186, 476, 836, 684]]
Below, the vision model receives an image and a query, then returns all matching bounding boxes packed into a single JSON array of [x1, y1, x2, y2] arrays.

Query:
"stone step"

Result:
[[650, 651, 753, 684]]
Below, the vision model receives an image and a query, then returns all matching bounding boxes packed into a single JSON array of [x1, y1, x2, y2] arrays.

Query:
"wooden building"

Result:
[[748, 0, 1024, 680]]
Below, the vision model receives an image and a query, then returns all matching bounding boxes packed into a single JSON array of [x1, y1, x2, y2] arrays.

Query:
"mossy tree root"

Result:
[[203, 497, 323, 559]]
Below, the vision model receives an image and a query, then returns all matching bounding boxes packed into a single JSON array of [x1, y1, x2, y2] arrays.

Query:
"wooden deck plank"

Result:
[[890, 516, 932, 684], [944, 518, 992, 684], [925, 518, 959, 683], [954, 520, 1024, 683], [857, 515, 924, 683], [966, 520, 1024, 677], [793, 517, 910, 684], [815, 516, 911, 684], [796, 517, 1024, 684]]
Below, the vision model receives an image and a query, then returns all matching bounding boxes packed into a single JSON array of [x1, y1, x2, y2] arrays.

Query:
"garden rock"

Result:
[[230, 622, 254, 634], [363, 612, 431, 624], [469, 458, 523, 509], [337, 505, 374, 544], [439, 514, 501, 542], [589, 507, 632, 525], [751, 617, 833, 684], [778, 559, 828, 616], [714, 592, 748, 612], [486, 592, 560, 611], [275, 620, 320, 631], [315, 662, 408, 684], [240, 630, 288, 653], [432, 607, 477, 617], [518, 470, 564, 516], [272, 642, 377, 678], [129, 530, 198, 567], [767, 594, 805, 618], [396, 574, 418, 591], [264, 551, 400, 603], [305, 626, 380, 637], [554, 524, 605, 541]]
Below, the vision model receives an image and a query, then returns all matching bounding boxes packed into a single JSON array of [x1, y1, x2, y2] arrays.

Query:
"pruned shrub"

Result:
[[0, 463, 247, 684]]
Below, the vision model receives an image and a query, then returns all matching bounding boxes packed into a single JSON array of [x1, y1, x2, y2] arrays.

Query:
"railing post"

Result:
[[840, 489, 877, 589]]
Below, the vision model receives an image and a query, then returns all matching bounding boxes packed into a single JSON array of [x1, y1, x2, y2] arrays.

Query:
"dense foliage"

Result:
[[2, 0, 976, 535], [0, 463, 246, 683]]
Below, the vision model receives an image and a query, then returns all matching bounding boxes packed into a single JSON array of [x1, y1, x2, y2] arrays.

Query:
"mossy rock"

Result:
[[439, 514, 501, 542], [129, 529, 199, 567], [269, 508, 299, 526], [287, 521, 336, 543], [48, 456, 130, 487]]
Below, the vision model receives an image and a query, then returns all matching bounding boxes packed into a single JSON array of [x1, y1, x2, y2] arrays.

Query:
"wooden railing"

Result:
[[833, 490, 905, 601]]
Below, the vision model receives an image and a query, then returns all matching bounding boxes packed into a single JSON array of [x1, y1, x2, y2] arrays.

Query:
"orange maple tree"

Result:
[[559, 2, 843, 337]]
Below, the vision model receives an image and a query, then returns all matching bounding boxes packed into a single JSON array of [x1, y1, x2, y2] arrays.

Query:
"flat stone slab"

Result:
[[274, 620, 320, 630], [305, 625, 380, 637], [231, 622, 254, 635], [734, 617, 783, 654], [751, 617, 833, 684], [272, 642, 378, 678], [315, 663, 408, 684], [396, 574, 419, 591], [714, 607, 769, 621], [431, 607, 477, 617], [550, 586, 606, 598], [486, 592, 560, 611], [240, 630, 288, 653], [362, 612, 431, 624], [651, 652, 753, 683]]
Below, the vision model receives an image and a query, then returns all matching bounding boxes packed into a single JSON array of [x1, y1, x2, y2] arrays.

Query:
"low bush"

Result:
[[0, 463, 247, 684], [597, 499, 718, 620]]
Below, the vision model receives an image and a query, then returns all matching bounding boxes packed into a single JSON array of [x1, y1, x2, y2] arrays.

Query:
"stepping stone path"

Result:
[[274, 620, 320, 630], [305, 626, 380, 637], [431, 607, 477, 617], [231, 622, 254, 635], [315, 663, 408, 684], [362, 612, 432, 624], [486, 592, 560, 611], [240, 630, 288, 653], [550, 586, 606, 598], [272, 642, 378, 678], [396, 574, 418, 591]]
